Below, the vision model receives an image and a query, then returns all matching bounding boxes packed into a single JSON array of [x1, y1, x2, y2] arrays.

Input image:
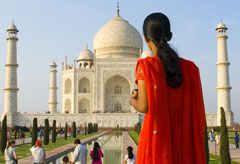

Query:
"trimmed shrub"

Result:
[[72, 122, 76, 138], [65, 123, 68, 140], [32, 117, 38, 146], [220, 107, 231, 163], [85, 124, 87, 135], [52, 120, 57, 143], [44, 119, 50, 145], [0, 116, 7, 154], [134, 122, 141, 134]]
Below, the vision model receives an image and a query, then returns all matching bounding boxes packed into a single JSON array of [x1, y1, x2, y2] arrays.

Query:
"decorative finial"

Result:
[[117, 1, 120, 16], [86, 44, 88, 50]]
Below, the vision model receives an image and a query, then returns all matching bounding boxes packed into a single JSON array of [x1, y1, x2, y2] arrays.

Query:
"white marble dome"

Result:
[[78, 48, 94, 61], [93, 14, 143, 58]]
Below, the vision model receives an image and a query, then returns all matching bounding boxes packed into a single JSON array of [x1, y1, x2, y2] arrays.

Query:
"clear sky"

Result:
[[0, 1, 239, 122]]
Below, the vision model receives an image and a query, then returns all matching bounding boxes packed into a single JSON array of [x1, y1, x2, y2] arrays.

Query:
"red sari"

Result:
[[135, 55, 206, 164]]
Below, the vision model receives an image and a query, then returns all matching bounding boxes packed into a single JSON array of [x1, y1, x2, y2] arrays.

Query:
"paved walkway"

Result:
[[122, 131, 138, 158], [18, 132, 109, 164], [208, 141, 240, 162]]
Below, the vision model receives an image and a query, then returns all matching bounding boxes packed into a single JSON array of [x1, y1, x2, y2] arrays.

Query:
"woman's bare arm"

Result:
[[129, 80, 148, 113]]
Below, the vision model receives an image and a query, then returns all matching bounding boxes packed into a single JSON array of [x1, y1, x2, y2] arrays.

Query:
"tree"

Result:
[[72, 122, 76, 138], [52, 120, 57, 143], [64, 123, 68, 140], [44, 119, 50, 145], [32, 118, 38, 146], [0, 116, 7, 154], [204, 128, 209, 163], [220, 107, 231, 163], [88, 123, 93, 134], [135, 122, 141, 134], [85, 124, 87, 135]]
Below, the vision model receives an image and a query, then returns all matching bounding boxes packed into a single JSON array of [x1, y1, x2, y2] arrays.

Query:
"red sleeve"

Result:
[[135, 60, 145, 84]]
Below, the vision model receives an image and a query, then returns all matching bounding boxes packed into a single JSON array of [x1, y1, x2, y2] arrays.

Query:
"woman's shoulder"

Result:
[[180, 58, 199, 71]]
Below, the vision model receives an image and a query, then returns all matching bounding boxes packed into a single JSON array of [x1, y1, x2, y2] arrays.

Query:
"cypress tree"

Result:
[[44, 119, 50, 145], [32, 117, 38, 146], [52, 120, 57, 143], [64, 123, 68, 140], [72, 122, 76, 138], [0, 116, 7, 154], [85, 124, 87, 135], [220, 107, 231, 163], [204, 128, 209, 163], [87, 123, 91, 134]]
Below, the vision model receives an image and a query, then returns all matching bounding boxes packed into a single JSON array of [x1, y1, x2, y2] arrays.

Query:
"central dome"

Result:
[[93, 14, 143, 58]]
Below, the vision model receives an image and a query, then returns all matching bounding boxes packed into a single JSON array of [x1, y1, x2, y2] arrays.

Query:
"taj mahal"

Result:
[[1, 7, 235, 128]]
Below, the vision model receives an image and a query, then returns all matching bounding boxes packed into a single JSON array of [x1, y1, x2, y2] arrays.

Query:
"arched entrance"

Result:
[[78, 98, 90, 113], [104, 75, 130, 113], [79, 77, 90, 93]]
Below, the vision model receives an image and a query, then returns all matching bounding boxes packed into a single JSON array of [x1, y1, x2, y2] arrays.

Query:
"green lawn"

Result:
[[128, 131, 240, 164], [128, 131, 139, 145], [0, 133, 97, 163], [209, 154, 239, 164]]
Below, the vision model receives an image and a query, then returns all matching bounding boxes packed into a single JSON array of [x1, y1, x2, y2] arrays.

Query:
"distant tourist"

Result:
[[7, 130, 11, 141], [90, 142, 103, 164], [209, 130, 214, 143], [77, 127, 81, 135], [215, 133, 220, 147], [60, 128, 64, 138], [62, 155, 71, 164], [72, 139, 87, 164], [4, 140, 18, 164], [30, 140, 46, 164], [124, 146, 136, 164], [20, 132, 25, 144], [39, 128, 44, 140], [235, 131, 239, 149], [129, 12, 207, 163]]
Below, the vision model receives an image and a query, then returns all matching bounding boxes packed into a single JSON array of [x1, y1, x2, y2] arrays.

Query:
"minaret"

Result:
[[3, 22, 19, 119], [48, 61, 58, 113], [216, 22, 234, 126]]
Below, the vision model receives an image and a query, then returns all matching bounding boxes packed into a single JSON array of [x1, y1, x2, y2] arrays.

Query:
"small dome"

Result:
[[93, 14, 143, 58], [141, 50, 153, 58], [7, 22, 19, 32], [78, 47, 94, 61], [216, 22, 227, 30]]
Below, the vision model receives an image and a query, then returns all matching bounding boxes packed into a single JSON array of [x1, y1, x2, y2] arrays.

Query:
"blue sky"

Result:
[[0, 1, 239, 122]]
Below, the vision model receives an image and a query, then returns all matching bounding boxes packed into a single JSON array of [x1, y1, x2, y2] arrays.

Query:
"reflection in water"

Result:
[[49, 132, 122, 164]]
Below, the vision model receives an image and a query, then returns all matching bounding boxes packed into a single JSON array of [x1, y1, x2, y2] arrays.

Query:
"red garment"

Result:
[[90, 149, 104, 164], [135, 55, 206, 164]]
